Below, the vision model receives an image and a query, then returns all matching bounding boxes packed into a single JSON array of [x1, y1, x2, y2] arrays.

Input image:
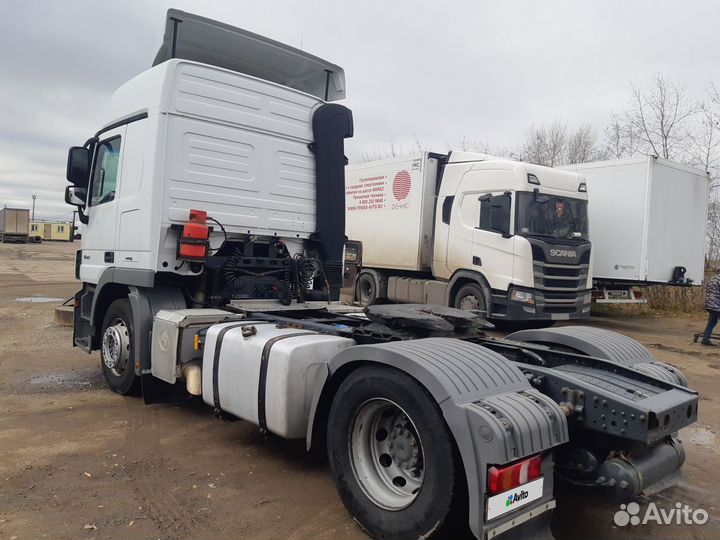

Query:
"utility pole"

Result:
[[31, 194, 36, 220]]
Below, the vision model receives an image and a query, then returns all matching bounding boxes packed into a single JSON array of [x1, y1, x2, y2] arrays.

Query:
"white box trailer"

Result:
[[563, 157, 709, 297], [345, 153, 438, 272], [0, 207, 30, 243]]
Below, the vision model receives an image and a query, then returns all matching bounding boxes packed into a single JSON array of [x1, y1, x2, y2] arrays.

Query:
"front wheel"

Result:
[[100, 299, 140, 395], [356, 272, 378, 306], [453, 282, 489, 318], [327, 366, 467, 539]]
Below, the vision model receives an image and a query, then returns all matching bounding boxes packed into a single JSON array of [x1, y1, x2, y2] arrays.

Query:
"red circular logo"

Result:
[[392, 170, 412, 201]]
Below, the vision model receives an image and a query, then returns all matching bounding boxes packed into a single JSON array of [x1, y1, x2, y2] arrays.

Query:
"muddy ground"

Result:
[[0, 241, 718, 539]]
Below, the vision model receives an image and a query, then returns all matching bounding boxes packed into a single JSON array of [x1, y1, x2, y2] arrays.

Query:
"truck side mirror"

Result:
[[66, 146, 91, 187], [65, 185, 87, 207]]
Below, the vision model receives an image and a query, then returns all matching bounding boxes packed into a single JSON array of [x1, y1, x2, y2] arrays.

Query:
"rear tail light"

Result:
[[177, 209, 209, 262], [488, 455, 542, 495]]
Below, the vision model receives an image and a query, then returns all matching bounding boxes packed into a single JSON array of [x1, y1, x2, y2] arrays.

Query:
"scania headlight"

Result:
[[510, 289, 535, 305]]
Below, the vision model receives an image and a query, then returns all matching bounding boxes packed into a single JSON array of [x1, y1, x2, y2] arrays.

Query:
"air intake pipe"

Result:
[[309, 103, 354, 301]]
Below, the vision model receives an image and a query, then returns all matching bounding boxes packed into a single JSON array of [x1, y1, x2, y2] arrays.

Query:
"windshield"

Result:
[[516, 191, 589, 241]]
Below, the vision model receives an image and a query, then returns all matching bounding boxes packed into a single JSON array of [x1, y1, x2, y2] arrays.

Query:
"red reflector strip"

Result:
[[488, 455, 542, 494]]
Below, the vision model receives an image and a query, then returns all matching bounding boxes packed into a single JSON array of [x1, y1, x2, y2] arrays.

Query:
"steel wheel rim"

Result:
[[459, 293, 482, 311], [349, 398, 425, 511], [102, 318, 130, 377]]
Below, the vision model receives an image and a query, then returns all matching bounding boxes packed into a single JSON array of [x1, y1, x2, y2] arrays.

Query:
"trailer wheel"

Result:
[[356, 272, 378, 306], [327, 366, 466, 539], [100, 299, 140, 395], [453, 282, 488, 318]]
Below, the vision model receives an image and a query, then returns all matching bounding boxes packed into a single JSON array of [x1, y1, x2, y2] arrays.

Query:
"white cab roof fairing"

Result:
[[153, 9, 346, 102], [442, 152, 587, 198]]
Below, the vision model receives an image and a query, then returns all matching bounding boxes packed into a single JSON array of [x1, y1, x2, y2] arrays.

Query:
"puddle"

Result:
[[15, 296, 64, 303], [23, 368, 104, 393]]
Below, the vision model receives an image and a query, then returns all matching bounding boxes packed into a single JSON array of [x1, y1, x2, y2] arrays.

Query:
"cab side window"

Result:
[[479, 193, 511, 235], [90, 137, 122, 206]]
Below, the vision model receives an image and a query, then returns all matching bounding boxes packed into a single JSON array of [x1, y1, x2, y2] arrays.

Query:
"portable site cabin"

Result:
[[29, 221, 73, 241]]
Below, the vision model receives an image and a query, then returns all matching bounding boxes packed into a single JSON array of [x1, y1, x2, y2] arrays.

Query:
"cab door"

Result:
[[470, 192, 515, 292], [79, 126, 125, 284]]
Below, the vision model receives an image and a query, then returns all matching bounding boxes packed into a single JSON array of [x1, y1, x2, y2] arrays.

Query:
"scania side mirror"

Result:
[[65, 185, 87, 206], [66, 146, 91, 187]]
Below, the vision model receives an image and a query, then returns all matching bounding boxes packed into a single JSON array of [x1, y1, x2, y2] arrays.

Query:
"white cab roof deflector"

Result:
[[153, 9, 346, 101]]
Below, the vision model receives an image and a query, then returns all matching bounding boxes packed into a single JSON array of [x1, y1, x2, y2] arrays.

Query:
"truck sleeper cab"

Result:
[[344, 152, 593, 323]]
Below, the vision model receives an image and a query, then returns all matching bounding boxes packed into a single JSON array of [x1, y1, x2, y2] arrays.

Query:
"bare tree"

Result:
[[356, 139, 405, 163], [567, 124, 606, 164], [604, 114, 632, 159], [707, 200, 720, 264], [546, 120, 567, 166], [522, 124, 550, 165], [623, 74, 698, 160], [451, 137, 519, 160], [522, 120, 603, 166]]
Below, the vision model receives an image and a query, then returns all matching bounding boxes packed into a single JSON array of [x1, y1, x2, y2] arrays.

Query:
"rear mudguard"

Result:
[[506, 326, 687, 386], [308, 337, 569, 539]]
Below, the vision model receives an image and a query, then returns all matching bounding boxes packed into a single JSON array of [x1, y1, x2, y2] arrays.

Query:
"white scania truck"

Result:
[[64, 10, 698, 540], [344, 153, 593, 324]]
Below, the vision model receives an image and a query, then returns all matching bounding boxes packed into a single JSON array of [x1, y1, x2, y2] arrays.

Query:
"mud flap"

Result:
[[325, 338, 569, 540]]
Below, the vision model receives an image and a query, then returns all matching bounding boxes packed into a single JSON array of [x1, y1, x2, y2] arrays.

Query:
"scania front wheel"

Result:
[[100, 299, 140, 395], [327, 366, 467, 539], [356, 272, 378, 306]]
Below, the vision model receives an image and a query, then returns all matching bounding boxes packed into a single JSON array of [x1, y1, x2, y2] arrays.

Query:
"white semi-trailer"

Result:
[[63, 10, 698, 540], [562, 156, 710, 303], [0, 207, 30, 243], [344, 153, 593, 324]]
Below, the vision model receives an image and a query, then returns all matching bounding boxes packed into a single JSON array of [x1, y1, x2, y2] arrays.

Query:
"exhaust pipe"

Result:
[[598, 438, 685, 499], [182, 362, 202, 396]]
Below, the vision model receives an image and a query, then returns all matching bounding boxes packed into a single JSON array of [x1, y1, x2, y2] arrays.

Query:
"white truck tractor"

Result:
[[64, 10, 698, 540], [344, 153, 593, 325]]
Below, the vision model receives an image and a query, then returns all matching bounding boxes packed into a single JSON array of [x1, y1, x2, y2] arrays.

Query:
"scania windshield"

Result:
[[516, 191, 589, 241]]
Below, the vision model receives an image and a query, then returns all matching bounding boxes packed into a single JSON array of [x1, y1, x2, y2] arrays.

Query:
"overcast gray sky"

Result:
[[0, 0, 718, 220]]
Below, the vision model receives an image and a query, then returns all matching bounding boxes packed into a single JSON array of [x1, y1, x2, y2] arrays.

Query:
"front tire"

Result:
[[356, 272, 378, 306], [453, 282, 489, 318], [100, 299, 140, 395], [327, 366, 466, 539]]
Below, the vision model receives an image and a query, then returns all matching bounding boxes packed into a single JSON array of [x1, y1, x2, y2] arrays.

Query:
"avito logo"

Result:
[[506, 489, 529, 507]]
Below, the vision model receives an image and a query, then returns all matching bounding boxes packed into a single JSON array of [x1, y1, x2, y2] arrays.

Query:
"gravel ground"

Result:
[[0, 241, 718, 539]]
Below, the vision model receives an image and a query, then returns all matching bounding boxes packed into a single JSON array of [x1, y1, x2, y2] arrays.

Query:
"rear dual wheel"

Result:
[[327, 366, 467, 539]]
